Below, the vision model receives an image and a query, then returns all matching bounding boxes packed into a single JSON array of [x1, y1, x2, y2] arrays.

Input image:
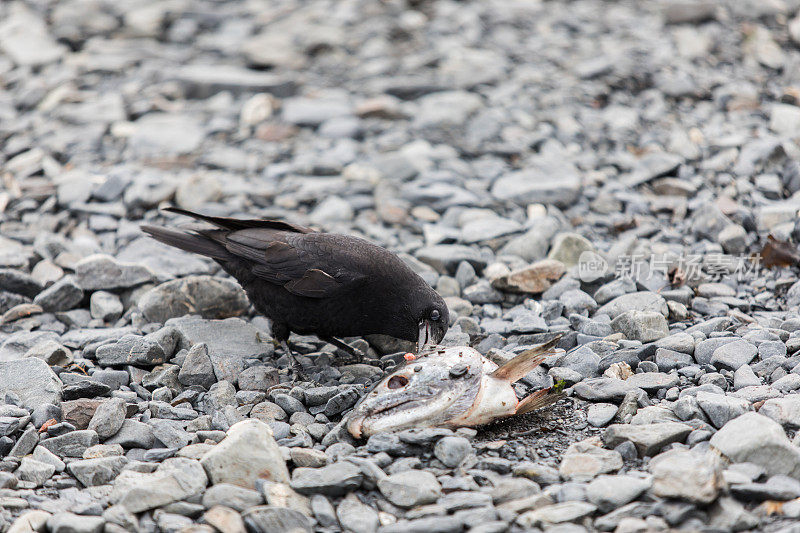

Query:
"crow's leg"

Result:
[[321, 336, 365, 362], [280, 340, 306, 377], [272, 321, 307, 379]]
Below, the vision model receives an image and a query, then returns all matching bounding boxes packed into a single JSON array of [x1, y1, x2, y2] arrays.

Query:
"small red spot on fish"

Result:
[[404, 353, 416, 361]]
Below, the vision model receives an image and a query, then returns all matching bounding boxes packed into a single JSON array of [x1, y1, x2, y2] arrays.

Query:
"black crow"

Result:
[[141, 208, 449, 368]]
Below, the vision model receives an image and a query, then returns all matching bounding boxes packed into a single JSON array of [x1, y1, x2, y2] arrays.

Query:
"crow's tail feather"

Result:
[[141, 225, 232, 261], [162, 206, 314, 234]]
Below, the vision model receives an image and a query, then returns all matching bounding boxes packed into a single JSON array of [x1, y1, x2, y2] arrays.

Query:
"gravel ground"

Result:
[[5, 0, 800, 531]]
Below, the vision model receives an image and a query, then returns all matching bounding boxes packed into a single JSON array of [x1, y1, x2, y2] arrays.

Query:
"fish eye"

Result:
[[430, 309, 440, 321], [387, 375, 409, 389]]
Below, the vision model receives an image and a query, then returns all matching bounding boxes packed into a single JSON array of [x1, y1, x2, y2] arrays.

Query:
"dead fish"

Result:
[[346, 337, 564, 438]]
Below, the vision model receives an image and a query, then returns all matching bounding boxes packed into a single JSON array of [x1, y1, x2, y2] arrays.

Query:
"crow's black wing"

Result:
[[224, 229, 368, 298]]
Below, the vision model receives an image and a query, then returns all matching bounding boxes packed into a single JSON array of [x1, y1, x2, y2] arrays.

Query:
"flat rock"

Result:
[[695, 337, 738, 365], [625, 372, 679, 392], [291, 462, 363, 496], [40, 430, 99, 458], [0, 358, 62, 410], [491, 259, 565, 294], [25, 340, 72, 366], [416, 245, 488, 274], [67, 456, 128, 487], [611, 311, 669, 342], [202, 483, 264, 511], [95, 333, 169, 367], [710, 412, 800, 479], [168, 316, 273, 384], [33, 277, 83, 312], [603, 422, 692, 457], [516, 501, 597, 528], [15, 457, 55, 487], [0, 269, 42, 298], [336, 493, 379, 533], [171, 65, 296, 98], [138, 275, 249, 323], [47, 513, 104, 533], [203, 506, 247, 533], [587, 404, 618, 427], [201, 419, 288, 488], [242, 506, 312, 533], [377, 470, 441, 508], [596, 292, 668, 320], [491, 163, 582, 208], [649, 449, 722, 504], [572, 378, 638, 402], [586, 474, 650, 513], [0, 5, 67, 66], [559, 440, 623, 481], [73, 254, 154, 290], [760, 396, 800, 429], [710, 340, 757, 371], [128, 113, 205, 156], [696, 391, 751, 429], [117, 237, 212, 278], [105, 419, 155, 449], [731, 475, 800, 501], [111, 457, 208, 513]]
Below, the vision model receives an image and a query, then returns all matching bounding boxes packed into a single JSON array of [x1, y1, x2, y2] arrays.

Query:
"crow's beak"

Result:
[[417, 319, 432, 352]]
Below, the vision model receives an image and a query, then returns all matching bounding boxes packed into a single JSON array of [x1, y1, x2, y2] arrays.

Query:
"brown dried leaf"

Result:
[[761, 236, 800, 269], [39, 418, 57, 433]]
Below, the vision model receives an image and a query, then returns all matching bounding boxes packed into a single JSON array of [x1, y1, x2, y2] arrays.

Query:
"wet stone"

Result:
[[710, 412, 800, 478], [377, 470, 441, 508], [291, 462, 363, 496], [711, 340, 758, 371], [74, 255, 154, 291], [649, 448, 722, 504], [138, 276, 249, 323], [40, 430, 99, 458], [603, 422, 692, 457], [611, 311, 669, 342], [33, 277, 83, 312], [434, 436, 472, 468]]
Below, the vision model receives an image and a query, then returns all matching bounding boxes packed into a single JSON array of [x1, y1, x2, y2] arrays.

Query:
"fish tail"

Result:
[[490, 334, 563, 382], [141, 225, 232, 261], [515, 387, 564, 415]]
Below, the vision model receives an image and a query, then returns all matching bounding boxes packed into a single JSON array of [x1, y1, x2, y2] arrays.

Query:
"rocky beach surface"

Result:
[[3, 0, 800, 531]]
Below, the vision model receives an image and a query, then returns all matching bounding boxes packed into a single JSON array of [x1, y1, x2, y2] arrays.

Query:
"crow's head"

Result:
[[410, 285, 449, 350]]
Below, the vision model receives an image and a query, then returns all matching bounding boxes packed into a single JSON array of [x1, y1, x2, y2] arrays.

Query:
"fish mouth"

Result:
[[346, 394, 430, 438], [417, 320, 432, 352], [346, 415, 366, 439]]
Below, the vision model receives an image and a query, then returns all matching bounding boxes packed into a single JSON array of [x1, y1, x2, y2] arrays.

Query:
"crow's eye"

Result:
[[430, 309, 440, 321]]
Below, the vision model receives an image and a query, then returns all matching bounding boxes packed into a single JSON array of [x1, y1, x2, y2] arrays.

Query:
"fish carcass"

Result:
[[346, 337, 564, 438]]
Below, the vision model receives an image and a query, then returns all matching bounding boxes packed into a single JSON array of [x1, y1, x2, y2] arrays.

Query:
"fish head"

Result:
[[346, 348, 483, 438]]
